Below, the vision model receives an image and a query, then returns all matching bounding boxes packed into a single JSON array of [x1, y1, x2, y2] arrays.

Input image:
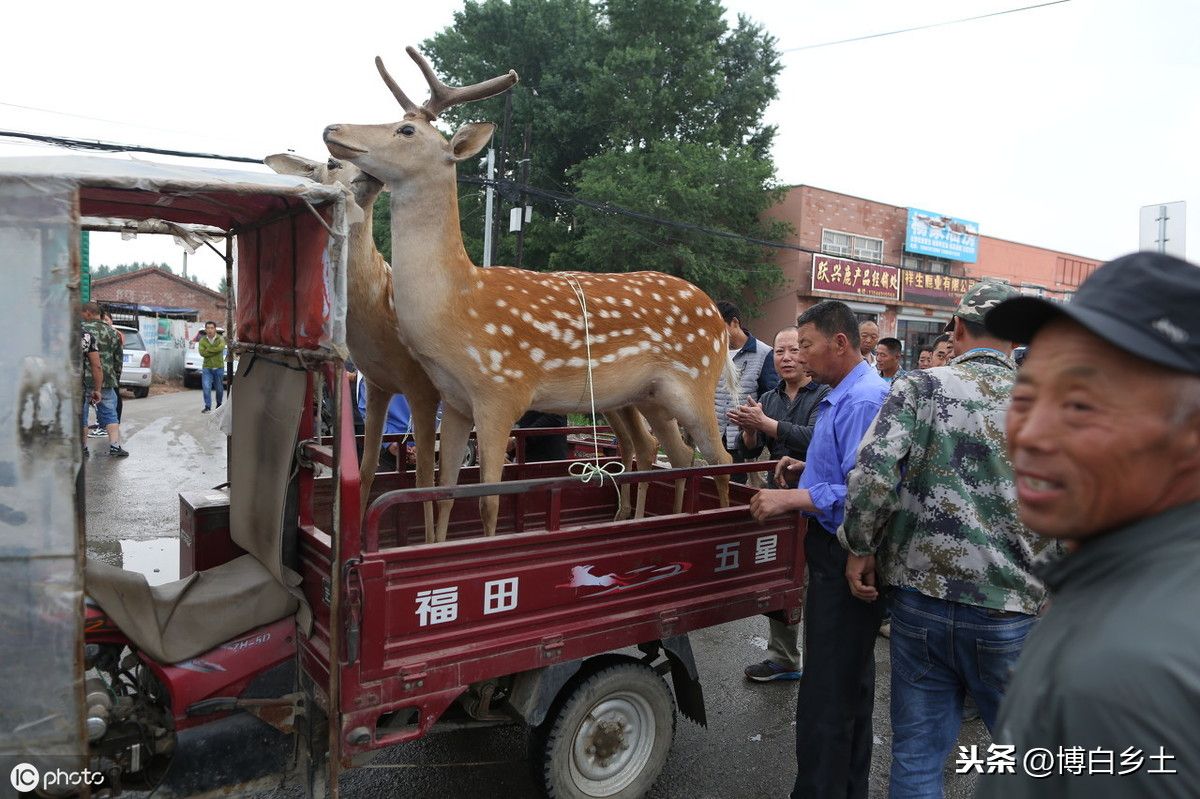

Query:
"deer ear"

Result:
[[448, 123, 496, 162], [264, 153, 322, 177]]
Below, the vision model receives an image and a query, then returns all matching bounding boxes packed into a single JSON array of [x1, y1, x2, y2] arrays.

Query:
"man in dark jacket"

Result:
[[976, 252, 1200, 798]]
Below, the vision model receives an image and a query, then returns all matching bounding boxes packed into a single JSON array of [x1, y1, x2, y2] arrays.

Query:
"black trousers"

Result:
[[791, 527, 884, 799], [725, 446, 748, 484]]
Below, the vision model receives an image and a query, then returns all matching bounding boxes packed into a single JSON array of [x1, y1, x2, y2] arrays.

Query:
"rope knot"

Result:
[[568, 459, 625, 490]]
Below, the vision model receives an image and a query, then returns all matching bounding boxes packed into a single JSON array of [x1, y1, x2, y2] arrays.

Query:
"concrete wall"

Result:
[[972, 237, 1101, 297]]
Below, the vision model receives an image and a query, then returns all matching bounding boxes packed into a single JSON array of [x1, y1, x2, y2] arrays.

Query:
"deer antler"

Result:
[[375, 56, 421, 116], [375, 47, 519, 121]]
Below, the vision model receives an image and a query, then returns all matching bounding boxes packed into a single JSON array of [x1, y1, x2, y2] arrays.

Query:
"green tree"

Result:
[[372, 192, 393, 263], [422, 0, 786, 307]]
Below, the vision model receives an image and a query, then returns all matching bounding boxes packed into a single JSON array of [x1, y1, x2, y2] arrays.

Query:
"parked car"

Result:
[[114, 325, 151, 398], [183, 343, 203, 388]]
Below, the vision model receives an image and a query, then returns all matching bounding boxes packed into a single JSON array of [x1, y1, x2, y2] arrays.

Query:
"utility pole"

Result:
[[490, 89, 514, 267], [482, 148, 495, 266], [514, 123, 533, 270]]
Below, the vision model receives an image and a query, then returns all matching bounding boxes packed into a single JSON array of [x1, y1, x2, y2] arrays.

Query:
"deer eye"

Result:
[[398, 124, 416, 137]]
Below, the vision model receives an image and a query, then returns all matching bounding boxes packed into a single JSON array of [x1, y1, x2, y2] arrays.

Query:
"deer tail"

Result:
[[722, 334, 741, 409]]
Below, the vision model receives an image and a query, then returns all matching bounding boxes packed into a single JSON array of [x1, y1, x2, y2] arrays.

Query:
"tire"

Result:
[[536, 661, 676, 799], [133, 386, 149, 399]]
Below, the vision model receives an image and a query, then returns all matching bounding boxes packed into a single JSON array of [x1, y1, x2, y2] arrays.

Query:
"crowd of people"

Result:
[[720, 251, 1200, 798], [77, 251, 1200, 796]]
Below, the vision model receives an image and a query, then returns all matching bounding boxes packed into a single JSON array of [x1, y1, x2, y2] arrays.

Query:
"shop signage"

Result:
[[902, 270, 972, 308], [811, 254, 900, 301], [905, 208, 979, 263]]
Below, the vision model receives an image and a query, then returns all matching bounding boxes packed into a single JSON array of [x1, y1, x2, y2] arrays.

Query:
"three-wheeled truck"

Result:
[[0, 155, 805, 799]]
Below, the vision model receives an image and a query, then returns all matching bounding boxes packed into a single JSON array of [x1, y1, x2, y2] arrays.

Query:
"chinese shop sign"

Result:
[[902, 270, 972, 308], [811, 255, 900, 301]]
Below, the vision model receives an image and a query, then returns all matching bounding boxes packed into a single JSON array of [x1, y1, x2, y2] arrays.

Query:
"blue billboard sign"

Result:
[[905, 208, 980, 263]]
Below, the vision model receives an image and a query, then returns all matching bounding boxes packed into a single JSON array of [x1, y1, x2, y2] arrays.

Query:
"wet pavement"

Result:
[[83, 387, 225, 576], [100, 388, 987, 799]]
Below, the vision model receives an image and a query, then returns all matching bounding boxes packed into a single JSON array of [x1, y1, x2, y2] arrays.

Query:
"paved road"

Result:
[[98, 388, 987, 799]]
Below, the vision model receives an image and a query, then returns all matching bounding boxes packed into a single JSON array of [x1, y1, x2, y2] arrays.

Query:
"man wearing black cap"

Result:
[[977, 252, 1200, 798]]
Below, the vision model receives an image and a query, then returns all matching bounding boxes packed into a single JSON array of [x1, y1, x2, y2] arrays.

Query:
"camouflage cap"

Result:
[[945, 279, 1022, 331]]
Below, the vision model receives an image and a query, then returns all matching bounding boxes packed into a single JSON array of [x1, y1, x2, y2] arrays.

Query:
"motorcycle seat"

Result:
[[85, 553, 299, 664]]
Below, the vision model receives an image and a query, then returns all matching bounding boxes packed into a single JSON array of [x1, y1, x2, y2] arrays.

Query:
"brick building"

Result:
[[754, 186, 1102, 368], [91, 267, 229, 327]]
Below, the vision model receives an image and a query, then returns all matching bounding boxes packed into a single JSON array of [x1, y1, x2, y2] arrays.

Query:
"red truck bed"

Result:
[[298, 455, 805, 760]]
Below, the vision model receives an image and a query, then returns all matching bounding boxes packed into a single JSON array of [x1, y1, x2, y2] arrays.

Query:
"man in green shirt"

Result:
[[198, 321, 226, 413], [976, 251, 1200, 798]]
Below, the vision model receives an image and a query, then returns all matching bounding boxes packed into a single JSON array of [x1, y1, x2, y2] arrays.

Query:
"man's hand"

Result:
[[774, 456, 805, 488], [751, 488, 799, 522], [726, 398, 768, 432], [90, 388, 101, 405], [845, 554, 879, 602]]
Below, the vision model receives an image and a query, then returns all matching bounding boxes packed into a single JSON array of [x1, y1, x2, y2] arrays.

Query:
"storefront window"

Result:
[[896, 319, 945, 371]]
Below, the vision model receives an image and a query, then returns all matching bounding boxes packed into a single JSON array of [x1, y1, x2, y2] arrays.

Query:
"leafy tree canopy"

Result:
[[412, 0, 787, 309]]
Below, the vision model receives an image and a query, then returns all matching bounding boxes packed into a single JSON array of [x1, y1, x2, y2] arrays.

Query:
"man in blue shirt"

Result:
[[357, 378, 414, 472], [751, 300, 889, 799]]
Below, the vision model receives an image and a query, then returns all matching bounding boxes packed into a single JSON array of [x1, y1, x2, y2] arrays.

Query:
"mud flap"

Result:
[[661, 634, 706, 728], [508, 660, 585, 728], [150, 713, 293, 798]]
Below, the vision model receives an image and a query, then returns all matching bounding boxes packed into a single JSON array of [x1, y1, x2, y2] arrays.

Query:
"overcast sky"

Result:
[[2, 0, 1195, 289]]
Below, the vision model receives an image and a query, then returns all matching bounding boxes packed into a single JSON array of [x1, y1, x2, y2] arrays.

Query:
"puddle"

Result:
[[120, 537, 179, 586]]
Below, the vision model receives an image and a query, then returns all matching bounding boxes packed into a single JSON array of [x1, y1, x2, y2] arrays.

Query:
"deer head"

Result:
[[264, 154, 383, 213], [323, 47, 517, 187]]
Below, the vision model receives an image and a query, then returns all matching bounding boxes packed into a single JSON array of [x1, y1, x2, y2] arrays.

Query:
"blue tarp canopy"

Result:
[[102, 301, 198, 318]]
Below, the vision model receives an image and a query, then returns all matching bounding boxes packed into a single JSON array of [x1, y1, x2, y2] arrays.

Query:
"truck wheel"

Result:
[[133, 386, 149, 398], [537, 661, 676, 799]]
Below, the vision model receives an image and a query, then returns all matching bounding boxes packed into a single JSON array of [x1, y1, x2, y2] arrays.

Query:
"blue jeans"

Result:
[[201, 367, 224, 410], [887, 589, 1036, 799], [82, 387, 119, 429]]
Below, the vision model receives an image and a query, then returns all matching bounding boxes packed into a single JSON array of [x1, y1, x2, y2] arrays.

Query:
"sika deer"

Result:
[[323, 48, 735, 537], [265, 153, 442, 540]]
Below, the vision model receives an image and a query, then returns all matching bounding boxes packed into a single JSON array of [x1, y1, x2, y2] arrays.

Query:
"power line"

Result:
[[0, 99, 259, 148], [0, 129, 263, 164], [780, 0, 1071, 53], [0, 128, 883, 269]]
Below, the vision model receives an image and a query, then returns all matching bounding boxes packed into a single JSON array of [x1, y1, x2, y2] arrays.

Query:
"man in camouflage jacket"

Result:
[[82, 303, 129, 457], [836, 280, 1061, 798]]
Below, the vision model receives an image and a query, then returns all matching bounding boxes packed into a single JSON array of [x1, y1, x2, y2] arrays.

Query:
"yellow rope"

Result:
[[563, 276, 625, 501]]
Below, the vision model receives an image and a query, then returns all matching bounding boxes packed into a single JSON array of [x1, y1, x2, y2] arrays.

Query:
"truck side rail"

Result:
[[360, 460, 776, 553]]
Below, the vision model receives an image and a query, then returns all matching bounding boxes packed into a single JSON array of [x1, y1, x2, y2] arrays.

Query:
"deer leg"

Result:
[[407, 394, 438, 544], [638, 405, 694, 515], [604, 409, 636, 521], [359, 381, 387, 518], [615, 406, 659, 519], [474, 417, 517, 537], [669, 397, 732, 509], [434, 405, 473, 543]]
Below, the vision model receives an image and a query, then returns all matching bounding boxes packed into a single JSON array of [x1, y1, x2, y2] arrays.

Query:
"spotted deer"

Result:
[[266, 153, 664, 533], [264, 153, 443, 540], [323, 47, 735, 537]]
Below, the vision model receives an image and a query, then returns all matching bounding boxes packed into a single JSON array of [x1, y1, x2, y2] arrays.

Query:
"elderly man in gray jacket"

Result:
[[713, 301, 778, 482], [976, 251, 1200, 799]]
